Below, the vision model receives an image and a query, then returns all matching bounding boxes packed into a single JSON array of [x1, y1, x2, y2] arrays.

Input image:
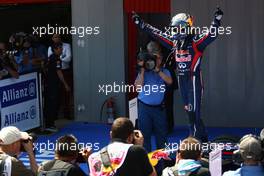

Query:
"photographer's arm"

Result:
[[4, 66, 19, 79], [154, 66, 172, 85], [158, 71, 172, 85], [135, 60, 145, 87], [22, 141, 38, 175], [80, 148, 92, 175], [134, 68, 145, 87]]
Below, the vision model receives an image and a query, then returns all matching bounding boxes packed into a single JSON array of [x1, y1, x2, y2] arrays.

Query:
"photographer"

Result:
[[38, 134, 91, 176], [0, 42, 19, 79], [223, 134, 264, 176], [13, 35, 34, 74], [0, 126, 38, 176], [162, 137, 210, 176], [88, 117, 157, 176], [147, 41, 178, 133], [135, 48, 172, 152]]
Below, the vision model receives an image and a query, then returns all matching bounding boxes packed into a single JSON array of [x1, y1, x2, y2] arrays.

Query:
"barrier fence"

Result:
[[0, 72, 42, 131]]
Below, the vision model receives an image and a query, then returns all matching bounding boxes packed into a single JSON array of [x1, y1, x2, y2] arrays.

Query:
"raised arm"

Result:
[[132, 12, 174, 50], [194, 8, 224, 51], [134, 60, 145, 87]]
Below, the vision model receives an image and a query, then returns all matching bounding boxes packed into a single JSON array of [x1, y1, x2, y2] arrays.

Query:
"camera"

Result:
[[9, 33, 32, 57], [76, 151, 87, 163], [9, 34, 24, 53], [137, 51, 157, 71], [0, 51, 18, 72], [20, 133, 37, 152]]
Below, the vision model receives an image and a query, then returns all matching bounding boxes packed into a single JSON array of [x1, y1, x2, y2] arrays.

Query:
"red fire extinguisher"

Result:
[[100, 97, 116, 124]]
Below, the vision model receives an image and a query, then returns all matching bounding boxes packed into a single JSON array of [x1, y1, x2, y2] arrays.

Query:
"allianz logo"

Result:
[[2, 82, 36, 103]]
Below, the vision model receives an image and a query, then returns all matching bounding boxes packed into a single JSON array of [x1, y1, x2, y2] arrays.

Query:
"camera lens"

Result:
[[145, 59, 155, 70]]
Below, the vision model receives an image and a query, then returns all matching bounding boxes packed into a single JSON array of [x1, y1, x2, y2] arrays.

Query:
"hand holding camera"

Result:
[[21, 137, 34, 155], [75, 148, 92, 163], [133, 130, 144, 146], [154, 65, 161, 74], [137, 59, 145, 73], [20, 133, 37, 153], [137, 59, 144, 67], [79, 148, 92, 162], [137, 52, 157, 71]]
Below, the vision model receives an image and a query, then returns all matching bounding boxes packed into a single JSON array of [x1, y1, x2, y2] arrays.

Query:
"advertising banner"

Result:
[[0, 72, 40, 130]]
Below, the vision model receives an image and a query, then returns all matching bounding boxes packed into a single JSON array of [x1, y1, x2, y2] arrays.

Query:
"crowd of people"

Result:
[[0, 118, 263, 176], [0, 33, 46, 78], [0, 33, 73, 131]]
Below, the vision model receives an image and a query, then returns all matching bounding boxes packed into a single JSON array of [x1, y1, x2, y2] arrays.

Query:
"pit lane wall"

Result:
[[0, 72, 41, 130]]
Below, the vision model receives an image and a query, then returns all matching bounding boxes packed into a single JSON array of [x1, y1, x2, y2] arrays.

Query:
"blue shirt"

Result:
[[223, 165, 264, 176], [137, 68, 171, 105], [15, 48, 33, 74]]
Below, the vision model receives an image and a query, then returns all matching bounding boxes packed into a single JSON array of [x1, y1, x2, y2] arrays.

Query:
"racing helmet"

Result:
[[170, 13, 193, 40]]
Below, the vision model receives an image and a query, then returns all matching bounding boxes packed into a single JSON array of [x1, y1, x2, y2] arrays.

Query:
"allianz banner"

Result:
[[0, 72, 40, 130]]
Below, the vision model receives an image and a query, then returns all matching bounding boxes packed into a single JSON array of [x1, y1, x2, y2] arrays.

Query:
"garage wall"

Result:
[[171, 0, 264, 127], [71, 0, 125, 122]]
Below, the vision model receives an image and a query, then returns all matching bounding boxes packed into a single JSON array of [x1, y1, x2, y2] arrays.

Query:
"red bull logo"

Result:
[[151, 150, 171, 160]]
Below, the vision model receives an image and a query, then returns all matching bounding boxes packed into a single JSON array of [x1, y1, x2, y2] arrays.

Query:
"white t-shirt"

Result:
[[48, 42, 72, 70]]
